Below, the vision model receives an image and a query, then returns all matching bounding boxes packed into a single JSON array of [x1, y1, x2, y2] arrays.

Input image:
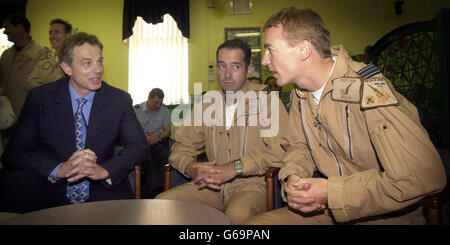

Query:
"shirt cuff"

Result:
[[48, 162, 63, 184], [105, 178, 112, 185], [328, 176, 350, 222]]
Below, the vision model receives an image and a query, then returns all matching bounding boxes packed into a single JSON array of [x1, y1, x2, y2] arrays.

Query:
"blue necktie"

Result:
[[66, 98, 90, 204]]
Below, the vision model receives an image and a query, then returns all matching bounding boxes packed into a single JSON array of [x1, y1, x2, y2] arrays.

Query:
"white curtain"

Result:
[[128, 14, 189, 105], [0, 29, 13, 56]]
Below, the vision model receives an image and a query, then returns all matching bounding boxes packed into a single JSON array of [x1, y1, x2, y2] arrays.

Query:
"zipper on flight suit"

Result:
[[227, 131, 232, 160], [315, 115, 344, 176], [345, 105, 353, 160], [242, 125, 248, 156], [211, 127, 217, 160], [224, 130, 232, 200], [298, 101, 317, 165], [299, 101, 313, 152]]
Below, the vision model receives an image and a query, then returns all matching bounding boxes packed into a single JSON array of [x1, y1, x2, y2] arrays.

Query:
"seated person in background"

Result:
[[244, 7, 446, 225], [264, 76, 282, 92], [156, 38, 289, 224], [0, 32, 148, 213], [27, 18, 72, 87], [134, 88, 171, 197], [248, 76, 262, 84]]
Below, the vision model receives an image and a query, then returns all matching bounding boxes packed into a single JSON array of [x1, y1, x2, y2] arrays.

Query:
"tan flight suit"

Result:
[[156, 82, 289, 224], [245, 45, 447, 225], [0, 39, 50, 118], [27, 55, 64, 88]]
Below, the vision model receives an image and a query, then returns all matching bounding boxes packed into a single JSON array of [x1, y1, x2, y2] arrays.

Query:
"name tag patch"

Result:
[[332, 77, 362, 103]]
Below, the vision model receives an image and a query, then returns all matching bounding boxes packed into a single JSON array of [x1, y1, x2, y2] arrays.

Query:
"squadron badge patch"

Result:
[[361, 77, 398, 109], [331, 77, 362, 103]]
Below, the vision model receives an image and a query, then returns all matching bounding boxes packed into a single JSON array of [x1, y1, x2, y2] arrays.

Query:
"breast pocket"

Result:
[[144, 117, 163, 134], [344, 104, 354, 160], [15, 55, 37, 73]]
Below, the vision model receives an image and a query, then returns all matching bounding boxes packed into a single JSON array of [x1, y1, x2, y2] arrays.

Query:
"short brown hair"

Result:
[[264, 7, 331, 58], [216, 38, 252, 68], [4, 14, 30, 33], [58, 32, 103, 65], [50, 18, 72, 34], [149, 88, 164, 99]]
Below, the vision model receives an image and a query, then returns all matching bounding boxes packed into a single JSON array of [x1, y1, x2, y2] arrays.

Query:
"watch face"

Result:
[[234, 160, 243, 174]]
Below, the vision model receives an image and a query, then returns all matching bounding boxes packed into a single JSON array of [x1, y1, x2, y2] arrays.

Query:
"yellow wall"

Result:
[[26, 0, 449, 95], [26, 0, 128, 91], [192, 0, 450, 91]]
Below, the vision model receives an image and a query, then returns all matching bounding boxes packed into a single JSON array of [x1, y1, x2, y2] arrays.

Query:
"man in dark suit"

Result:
[[0, 32, 149, 213]]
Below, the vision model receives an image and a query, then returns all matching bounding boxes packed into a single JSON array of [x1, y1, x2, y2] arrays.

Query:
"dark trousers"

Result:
[[0, 170, 134, 214], [143, 138, 170, 195]]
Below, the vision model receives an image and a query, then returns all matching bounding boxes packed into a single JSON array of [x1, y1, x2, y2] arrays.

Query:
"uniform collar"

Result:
[[220, 80, 264, 97], [143, 101, 166, 113], [294, 45, 349, 101], [138, 101, 148, 112], [220, 81, 265, 105], [294, 45, 351, 111], [321, 45, 357, 99], [212, 81, 266, 125], [14, 37, 34, 52]]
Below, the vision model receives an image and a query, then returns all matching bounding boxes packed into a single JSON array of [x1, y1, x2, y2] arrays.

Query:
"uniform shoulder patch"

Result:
[[331, 77, 362, 103], [44, 47, 53, 59], [262, 86, 272, 94], [356, 64, 381, 79], [361, 77, 399, 110]]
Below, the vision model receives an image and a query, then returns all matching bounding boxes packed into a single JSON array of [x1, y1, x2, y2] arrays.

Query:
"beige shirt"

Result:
[[0, 95, 15, 169], [279, 45, 447, 223], [27, 54, 64, 88], [169, 82, 290, 187], [0, 95, 14, 129], [0, 39, 51, 118]]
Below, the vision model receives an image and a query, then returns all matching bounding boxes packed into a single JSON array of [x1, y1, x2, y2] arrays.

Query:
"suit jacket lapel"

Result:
[[53, 78, 77, 152], [86, 82, 108, 148]]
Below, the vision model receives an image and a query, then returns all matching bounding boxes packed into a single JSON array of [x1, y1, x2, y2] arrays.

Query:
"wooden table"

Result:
[[0, 212, 19, 222], [0, 199, 230, 225]]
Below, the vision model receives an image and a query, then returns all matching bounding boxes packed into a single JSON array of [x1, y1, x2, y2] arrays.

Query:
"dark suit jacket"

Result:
[[2, 77, 149, 193]]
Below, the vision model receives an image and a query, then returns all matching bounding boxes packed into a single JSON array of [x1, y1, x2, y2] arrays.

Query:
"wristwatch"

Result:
[[234, 159, 243, 175]]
